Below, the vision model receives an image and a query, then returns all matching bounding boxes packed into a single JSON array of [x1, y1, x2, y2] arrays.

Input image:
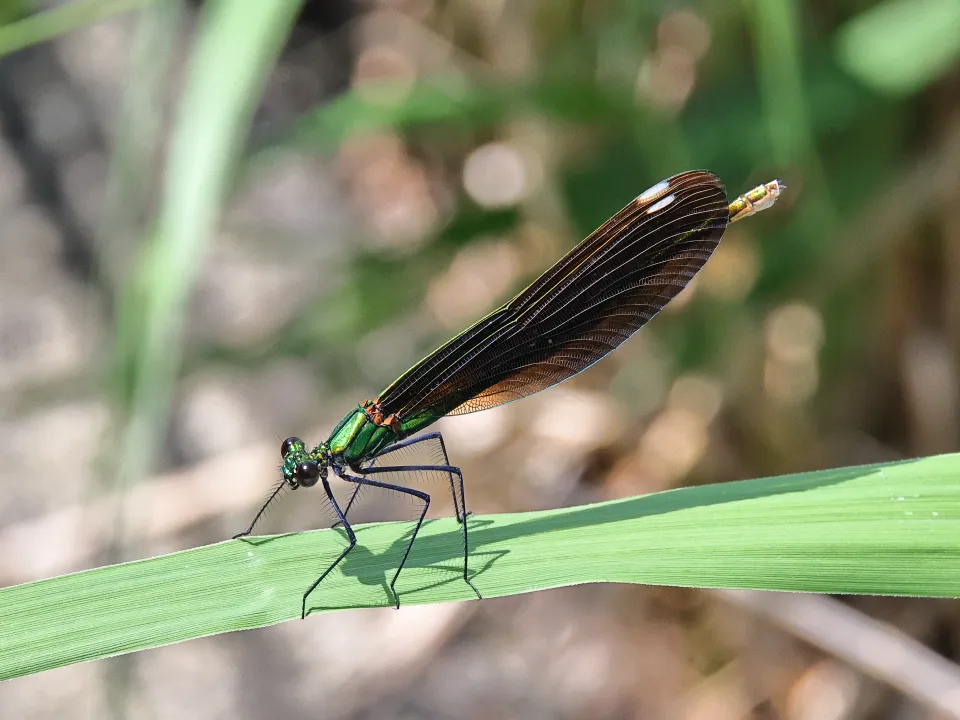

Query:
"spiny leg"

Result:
[[372, 432, 465, 522], [333, 432, 452, 528], [336, 468, 431, 609], [233, 481, 285, 539], [334, 432, 462, 530], [334, 483, 364, 527], [359, 463, 481, 601], [301, 477, 356, 619]]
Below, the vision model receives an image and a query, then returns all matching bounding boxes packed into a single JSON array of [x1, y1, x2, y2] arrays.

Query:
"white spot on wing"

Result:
[[646, 193, 675, 214], [636, 179, 670, 203]]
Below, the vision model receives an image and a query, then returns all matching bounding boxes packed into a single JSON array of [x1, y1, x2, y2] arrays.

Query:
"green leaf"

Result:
[[836, 0, 960, 96], [3, 454, 960, 679]]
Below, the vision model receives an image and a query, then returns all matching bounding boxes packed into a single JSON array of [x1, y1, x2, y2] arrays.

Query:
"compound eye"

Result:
[[295, 461, 320, 487], [281, 437, 301, 458]]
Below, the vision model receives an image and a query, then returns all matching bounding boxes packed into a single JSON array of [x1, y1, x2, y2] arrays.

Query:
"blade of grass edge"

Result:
[[2, 453, 959, 679]]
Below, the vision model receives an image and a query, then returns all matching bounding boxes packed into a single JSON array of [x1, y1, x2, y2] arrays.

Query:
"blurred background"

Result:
[[2, 0, 960, 717]]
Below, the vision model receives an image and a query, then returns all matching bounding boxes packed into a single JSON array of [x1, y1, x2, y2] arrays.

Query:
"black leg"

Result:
[[372, 433, 465, 522], [301, 477, 356, 619], [336, 468, 432, 609], [334, 433, 458, 529], [331, 484, 363, 529], [233, 481, 285, 539], [359, 463, 481, 602]]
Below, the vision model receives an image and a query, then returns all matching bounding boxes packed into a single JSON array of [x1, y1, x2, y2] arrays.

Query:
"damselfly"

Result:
[[235, 170, 784, 617]]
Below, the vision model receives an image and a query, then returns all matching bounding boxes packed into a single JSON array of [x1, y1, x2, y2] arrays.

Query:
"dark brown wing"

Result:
[[376, 170, 729, 419]]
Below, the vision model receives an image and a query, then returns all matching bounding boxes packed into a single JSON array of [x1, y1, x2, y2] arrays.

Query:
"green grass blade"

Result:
[[3, 453, 960, 679], [109, 0, 303, 513], [0, 0, 152, 58]]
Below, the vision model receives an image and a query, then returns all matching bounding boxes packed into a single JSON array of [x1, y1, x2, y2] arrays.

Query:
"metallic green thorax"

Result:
[[328, 408, 393, 464], [325, 405, 442, 466]]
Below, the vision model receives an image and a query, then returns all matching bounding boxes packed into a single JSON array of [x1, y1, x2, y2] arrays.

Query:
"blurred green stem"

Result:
[[747, 0, 816, 167], [110, 0, 304, 534], [0, 0, 152, 57], [98, 0, 183, 264], [746, 0, 839, 268]]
